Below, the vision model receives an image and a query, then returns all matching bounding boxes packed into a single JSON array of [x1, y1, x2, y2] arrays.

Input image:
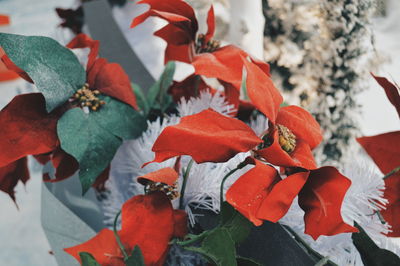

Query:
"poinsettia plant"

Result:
[[1, 0, 400, 265], [0, 32, 147, 196]]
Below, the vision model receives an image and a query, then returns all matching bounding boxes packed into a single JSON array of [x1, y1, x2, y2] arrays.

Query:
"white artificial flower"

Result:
[[177, 90, 235, 117]]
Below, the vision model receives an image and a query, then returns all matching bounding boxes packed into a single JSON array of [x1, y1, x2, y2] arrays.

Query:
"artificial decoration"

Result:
[[0, 0, 399, 265]]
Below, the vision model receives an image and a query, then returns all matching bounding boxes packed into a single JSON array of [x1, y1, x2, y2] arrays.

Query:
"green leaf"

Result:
[[352, 222, 400, 266], [184, 228, 237, 266], [79, 252, 101, 266], [132, 83, 150, 115], [0, 33, 86, 112], [125, 246, 145, 266], [220, 202, 252, 243], [57, 108, 122, 194], [91, 96, 147, 140], [236, 256, 262, 266], [147, 61, 175, 112]]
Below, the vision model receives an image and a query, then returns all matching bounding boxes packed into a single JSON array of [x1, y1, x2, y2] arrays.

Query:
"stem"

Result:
[[179, 159, 194, 209], [176, 231, 209, 247], [219, 167, 241, 209], [113, 210, 129, 260], [383, 166, 400, 179], [283, 225, 338, 266]]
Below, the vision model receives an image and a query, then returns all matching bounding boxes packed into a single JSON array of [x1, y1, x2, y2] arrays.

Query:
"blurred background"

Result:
[[0, 0, 399, 265]]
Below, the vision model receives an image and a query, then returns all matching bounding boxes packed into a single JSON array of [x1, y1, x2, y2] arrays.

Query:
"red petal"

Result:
[[164, 43, 192, 64], [243, 58, 283, 123], [357, 132, 400, 236], [168, 74, 215, 102], [0, 15, 10, 25], [357, 132, 400, 175], [64, 228, 124, 266], [1, 52, 32, 83], [137, 167, 179, 186], [381, 174, 400, 237], [371, 73, 400, 118], [87, 58, 107, 86], [256, 130, 317, 169], [33, 153, 51, 165], [131, 0, 198, 37], [51, 148, 79, 182], [256, 171, 309, 222], [276, 106, 322, 149], [154, 24, 193, 63], [298, 167, 357, 240], [120, 192, 176, 265], [219, 80, 240, 113], [192, 45, 247, 89], [172, 209, 188, 238], [147, 109, 262, 165], [92, 166, 110, 192], [204, 6, 215, 43], [88, 58, 138, 109], [0, 93, 59, 167], [250, 57, 271, 76], [226, 160, 281, 226], [66, 33, 99, 70], [66, 193, 179, 266], [154, 24, 192, 46], [0, 59, 19, 81], [0, 158, 29, 202]]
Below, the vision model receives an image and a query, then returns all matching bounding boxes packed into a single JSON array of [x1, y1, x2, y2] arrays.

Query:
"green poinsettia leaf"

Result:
[[184, 228, 237, 266], [352, 222, 400, 266], [57, 108, 122, 194], [147, 61, 175, 112], [91, 96, 147, 140], [0, 33, 86, 112], [132, 83, 150, 116], [125, 245, 145, 266], [220, 202, 252, 243], [79, 252, 101, 266]]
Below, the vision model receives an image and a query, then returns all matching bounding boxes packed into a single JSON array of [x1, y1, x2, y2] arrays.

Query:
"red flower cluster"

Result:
[[132, 0, 357, 240], [131, 0, 271, 111], [357, 74, 400, 237], [65, 192, 187, 266], [0, 33, 137, 199]]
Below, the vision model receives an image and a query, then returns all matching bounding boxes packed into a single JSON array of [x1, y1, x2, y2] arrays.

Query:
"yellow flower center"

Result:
[[145, 182, 179, 200], [73, 83, 106, 111], [277, 124, 296, 153], [195, 34, 221, 54]]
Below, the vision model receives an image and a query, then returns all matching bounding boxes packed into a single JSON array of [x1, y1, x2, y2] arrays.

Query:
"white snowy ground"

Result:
[[0, 0, 399, 265]]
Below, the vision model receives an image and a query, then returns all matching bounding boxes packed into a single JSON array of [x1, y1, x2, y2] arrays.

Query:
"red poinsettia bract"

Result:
[[144, 108, 356, 239], [130, 0, 272, 110], [65, 192, 187, 266], [226, 159, 356, 239], [357, 74, 400, 236]]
